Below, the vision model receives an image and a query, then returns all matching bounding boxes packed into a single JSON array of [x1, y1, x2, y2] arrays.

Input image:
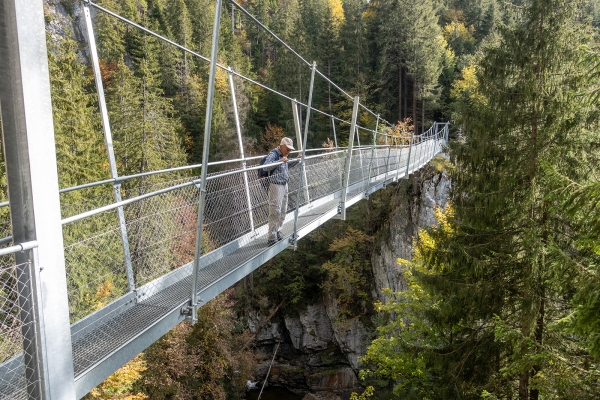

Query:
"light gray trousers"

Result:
[[267, 182, 288, 240]]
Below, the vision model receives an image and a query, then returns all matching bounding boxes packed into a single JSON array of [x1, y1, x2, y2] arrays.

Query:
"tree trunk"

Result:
[[403, 68, 407, 119], [519, 372, 529, 400], [412, 78, 417, 134], [421, 91, 425, 134], [530, 293, 544, 400], [398, 65, 402, 121]]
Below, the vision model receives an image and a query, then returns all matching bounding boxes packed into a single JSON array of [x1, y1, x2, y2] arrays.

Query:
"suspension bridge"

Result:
[[0, 0, 448, 399]]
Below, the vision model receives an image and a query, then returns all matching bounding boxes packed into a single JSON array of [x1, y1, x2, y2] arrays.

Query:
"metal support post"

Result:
[[416, 133, 422, 168], [355, 126, 365, 184], [331, 116, 342, 188], [338, 96, 360, 221], [365, 114, 379, 192], [432, 123, 438, 157], [292, 100, 310, 205], [229, 69, 255, 234], [0, 0, 76, 398], [405, 131, 415, 176], [191, 0, 223, 324], [83, 3, 135, 292], [444, 122, 449, 146], [383, 145, 392, 184], [395, 136, 403, 181], [331, 115, 338, 148], [291, 62, 316, 247]]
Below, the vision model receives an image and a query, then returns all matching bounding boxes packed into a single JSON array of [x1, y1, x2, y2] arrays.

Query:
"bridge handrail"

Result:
[[0, 240, 38, 257], [0, 136, 435, 213], [59, 146, 362, 225]]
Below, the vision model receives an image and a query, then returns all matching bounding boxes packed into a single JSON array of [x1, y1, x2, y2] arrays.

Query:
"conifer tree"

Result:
[[48, 36, 108, 189], [361, 1, 600, 398]]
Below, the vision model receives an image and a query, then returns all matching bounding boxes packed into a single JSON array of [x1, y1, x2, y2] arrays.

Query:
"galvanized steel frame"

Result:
[[0, 1, 76, 398], [228, 68, 255, 234], [190, 0, 224, 324], [0, 0, 450, 398], [338, 96, 360, 220], [292, 62, 317, 246]]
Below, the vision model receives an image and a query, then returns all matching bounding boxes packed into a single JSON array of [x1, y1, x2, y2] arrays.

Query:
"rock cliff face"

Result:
[[44, 0, 86, 43], [249, 166, 451, 399], [372, 168, 450, 303]]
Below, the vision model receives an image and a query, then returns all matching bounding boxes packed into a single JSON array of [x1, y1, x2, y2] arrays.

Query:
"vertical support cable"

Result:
[[190, 0, 223, 324], [291, 62, 316, 247], [432, 122, 437, 157], [395, 135, 402, 181], [444, 121, 450, 145], [431, 126, 436, 159], [228, 69, 255, 234], [0, 0, 76, 397], [83, 3, 135, 293], [292, 100, 310, 205], [416, 132, 422, 168], [383, 145, 392, 184], [355, 126, 363, 173], [338, 96, 360, 221]]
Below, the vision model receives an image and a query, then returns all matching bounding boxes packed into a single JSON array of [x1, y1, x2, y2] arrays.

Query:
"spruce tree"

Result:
[[361, 1, 600, 398]]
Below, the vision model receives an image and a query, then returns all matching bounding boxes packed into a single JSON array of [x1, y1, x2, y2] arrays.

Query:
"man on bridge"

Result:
[[262, 137, 302, 246]]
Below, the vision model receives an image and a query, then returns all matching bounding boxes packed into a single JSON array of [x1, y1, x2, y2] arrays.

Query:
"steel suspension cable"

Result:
[[228, 0, 390, 118], [86, 1, 359, 131], [87, 1, 392, 159]]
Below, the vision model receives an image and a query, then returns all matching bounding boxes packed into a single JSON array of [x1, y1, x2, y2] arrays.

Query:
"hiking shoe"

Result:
[[277, 232, 283, 241], [267, 239, 277, 247]]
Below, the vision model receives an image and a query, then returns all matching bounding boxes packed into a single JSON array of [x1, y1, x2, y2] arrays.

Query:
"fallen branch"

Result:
[[242, 300, 284, 351]]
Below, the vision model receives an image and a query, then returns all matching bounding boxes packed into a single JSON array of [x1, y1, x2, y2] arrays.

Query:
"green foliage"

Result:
[[85, 355, 147, 399], [246, 187, 397, 316], [322, 227, 374, 321], [136, 292, 254, 400], [361, 1, 600, 398], [48, 36, 107, 188]]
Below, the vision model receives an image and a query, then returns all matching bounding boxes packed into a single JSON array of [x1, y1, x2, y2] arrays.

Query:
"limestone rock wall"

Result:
[[372, 169, 450, 303]]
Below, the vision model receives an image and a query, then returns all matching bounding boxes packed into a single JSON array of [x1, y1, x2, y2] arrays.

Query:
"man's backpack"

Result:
[[257, 149, 279, 179]]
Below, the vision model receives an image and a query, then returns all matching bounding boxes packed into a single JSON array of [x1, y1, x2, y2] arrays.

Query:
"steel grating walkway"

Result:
[[70, 186, 355, 377]]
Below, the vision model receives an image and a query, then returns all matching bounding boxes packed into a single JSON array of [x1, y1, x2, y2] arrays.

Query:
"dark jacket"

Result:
[[262, 147, 301, 184]]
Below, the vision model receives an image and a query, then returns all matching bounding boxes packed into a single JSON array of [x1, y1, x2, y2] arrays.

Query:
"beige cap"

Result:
[[280, 137, 295, 150]]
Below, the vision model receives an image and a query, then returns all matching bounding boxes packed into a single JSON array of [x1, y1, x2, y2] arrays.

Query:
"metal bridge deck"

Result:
[[68, 181, 377, 396], [71, 193, 340, 375]]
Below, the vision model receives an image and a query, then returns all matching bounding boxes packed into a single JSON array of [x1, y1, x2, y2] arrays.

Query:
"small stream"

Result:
[[246, 386, 304, 400]]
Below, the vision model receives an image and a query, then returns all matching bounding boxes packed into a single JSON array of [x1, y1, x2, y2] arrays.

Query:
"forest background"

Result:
[[2, 0, 600, 399]]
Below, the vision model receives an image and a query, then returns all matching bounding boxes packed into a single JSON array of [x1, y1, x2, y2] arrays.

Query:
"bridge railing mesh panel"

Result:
[[126, 182, 200, 287], [0, 253, 42, 400]]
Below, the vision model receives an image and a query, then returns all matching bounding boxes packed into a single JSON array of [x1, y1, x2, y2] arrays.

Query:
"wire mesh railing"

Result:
[[1, 129, 450, 327], [59, 127, 447, 327], [0, 243, 42, 400]]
